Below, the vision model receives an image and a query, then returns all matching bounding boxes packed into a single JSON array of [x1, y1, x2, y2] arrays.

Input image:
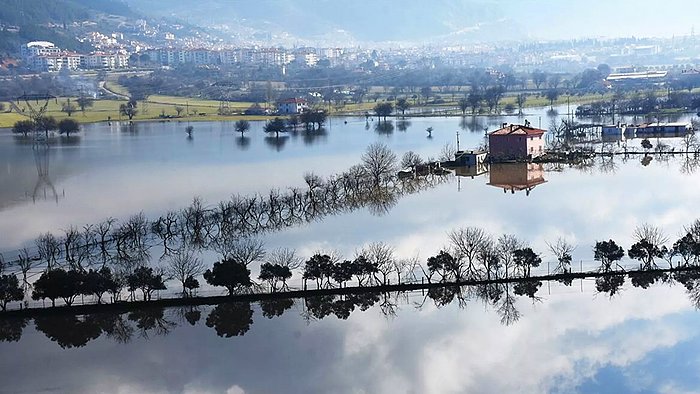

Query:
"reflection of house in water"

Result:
[[634, 122, 692, 136], [602, 122, 692, 139], [452, 150, 488, 178], [601, 124, 633, 141], [488, 163, 546, 196]]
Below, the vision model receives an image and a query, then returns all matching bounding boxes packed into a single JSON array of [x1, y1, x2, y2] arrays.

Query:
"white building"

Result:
[[31, 53, 81, 72], [20, 41, 60, 59], [82, 52, 129, 69], [277, 98, 308, 114]]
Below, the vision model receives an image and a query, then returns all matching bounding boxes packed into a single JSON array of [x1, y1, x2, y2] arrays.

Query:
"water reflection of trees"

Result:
[[15, 147, 449, 286], [12, 267, 700, 348], [301, 127, 328, 145], [0, 317, 29, 343], [264, 135, 289, 152], [235, 136, 251, 150], [374, 121, 395, 135], [205, 302, 253, 337]]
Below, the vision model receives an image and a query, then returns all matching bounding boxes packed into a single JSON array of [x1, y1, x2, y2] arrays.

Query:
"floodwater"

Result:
[[1, 107, 700, 393], [1, 279, 700, 393]]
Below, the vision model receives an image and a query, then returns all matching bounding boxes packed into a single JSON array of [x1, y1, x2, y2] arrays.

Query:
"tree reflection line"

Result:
[[0, 143, 450, 305], [5, 267, 700, 349], [5, 146, 700, 313]]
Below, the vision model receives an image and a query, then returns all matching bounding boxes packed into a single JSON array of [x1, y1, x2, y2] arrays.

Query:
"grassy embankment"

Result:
[[0, 82, 680, 129], [326, 91, 628, 116], [0, 82, 270, 128]]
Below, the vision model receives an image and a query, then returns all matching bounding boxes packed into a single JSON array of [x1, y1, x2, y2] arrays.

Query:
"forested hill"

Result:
[[0, 0, 137, 54]]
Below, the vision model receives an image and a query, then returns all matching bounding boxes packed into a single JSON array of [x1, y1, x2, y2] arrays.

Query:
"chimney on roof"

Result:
[[502, 122, 507, 128]]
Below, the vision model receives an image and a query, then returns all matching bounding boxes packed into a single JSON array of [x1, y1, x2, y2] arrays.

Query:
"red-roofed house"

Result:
[[488, 123, 546, 161]]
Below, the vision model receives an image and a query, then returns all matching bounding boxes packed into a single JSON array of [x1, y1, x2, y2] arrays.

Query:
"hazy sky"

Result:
[[508, 0, 700, 40], [127, 0, 700, 44]]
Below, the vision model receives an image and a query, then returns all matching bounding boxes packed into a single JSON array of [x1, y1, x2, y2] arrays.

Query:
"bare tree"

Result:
[[394, 254, 420, 284], [361, 143, 398, 186], [476, 240, 501, 281], [62, 225, 81, 269], [400, 151, 423, 171], [448, 227, 492, 279], [96, 217, 116, 265], [266, 247, 303, 270], [36, 232, 61, 270], [365, 242, 395, 285], [16, 248, 36, 289], [497, 287, 521, 326], [546, 237, 576, 274], [214, 236, 265, 266], [682, 131, 698, 154], [633, 224, 668, 246], [166, 249, 205, 296], [497, 234, 523, 279], [439, 143, 457, 162], [181, 197, 211, 248]]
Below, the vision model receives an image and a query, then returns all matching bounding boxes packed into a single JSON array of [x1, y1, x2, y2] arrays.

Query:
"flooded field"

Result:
[[1, 108, 700, 393]]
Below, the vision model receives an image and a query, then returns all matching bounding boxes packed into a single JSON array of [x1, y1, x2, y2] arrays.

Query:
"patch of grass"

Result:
[[103, 81, 129, 96], [0, 96, 275, 128]]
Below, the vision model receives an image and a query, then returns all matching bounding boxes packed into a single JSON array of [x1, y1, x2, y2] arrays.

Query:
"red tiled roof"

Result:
[[490, 124, 546, 136]]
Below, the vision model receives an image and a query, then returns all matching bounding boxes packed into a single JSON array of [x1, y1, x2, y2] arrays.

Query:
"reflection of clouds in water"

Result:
[[1, 284, 695, 393], [2, 119, 700, 271], [328, 285, 693, 394]]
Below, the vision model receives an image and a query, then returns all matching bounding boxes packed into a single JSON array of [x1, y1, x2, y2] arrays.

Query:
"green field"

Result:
[[0, 93, 265, 128], [0, 81, 676, 129]]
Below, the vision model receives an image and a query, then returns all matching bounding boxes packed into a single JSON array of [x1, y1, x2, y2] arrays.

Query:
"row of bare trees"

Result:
[[1, 144, 451, 307]]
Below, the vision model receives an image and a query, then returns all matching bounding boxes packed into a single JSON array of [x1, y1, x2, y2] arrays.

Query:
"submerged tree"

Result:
[[166, 249, 204, 297], [258, 263, 292, 292], [512, 248, 541, 278], [11, 120, 34, 137], [361, 142, 397, 186], [0, 274, 24, 311], [396, 98, 410, 115], [32, 269, 84, 307], [594, 240, 625, 272], [426, 250, 456, 282], [203, 259, 252, 295], [373, 102, 393, 122], [58, 118, 80, 137], [126, 266, 166, 301], [547, 237, 575, 274], [234, 119, 250, 135], [263, 117, 287, 138], [628, 239, 664, 270]]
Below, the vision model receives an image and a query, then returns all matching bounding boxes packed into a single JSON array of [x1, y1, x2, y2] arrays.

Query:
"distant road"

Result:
[[99, 80, 129, 100]]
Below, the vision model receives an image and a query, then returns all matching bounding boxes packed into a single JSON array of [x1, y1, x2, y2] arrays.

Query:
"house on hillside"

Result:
[[488, 122, 546, 161], [277, 98, 308, 114]]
